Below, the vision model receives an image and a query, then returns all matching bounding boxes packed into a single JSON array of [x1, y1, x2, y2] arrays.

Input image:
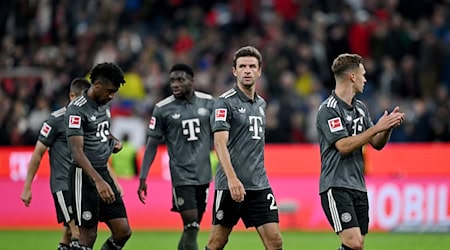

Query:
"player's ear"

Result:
[[232, 67, 237, 77]]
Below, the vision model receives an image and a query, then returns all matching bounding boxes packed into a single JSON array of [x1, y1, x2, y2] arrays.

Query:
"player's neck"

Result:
[[334, 84, 355, 106], [237, 83, 255, 100]]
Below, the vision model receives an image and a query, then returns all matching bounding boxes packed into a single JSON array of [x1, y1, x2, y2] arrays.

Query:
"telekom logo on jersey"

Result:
[[182, 118, 201, 141], [249, 116, 263, 139]]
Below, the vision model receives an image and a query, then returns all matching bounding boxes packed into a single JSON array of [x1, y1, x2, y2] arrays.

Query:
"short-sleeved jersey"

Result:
[[147, 91, 215, 187], [210, 86, 270, 191], [38, 107, 72, 193], [316, 91, 374, 193], [65, 92, 113, 168]]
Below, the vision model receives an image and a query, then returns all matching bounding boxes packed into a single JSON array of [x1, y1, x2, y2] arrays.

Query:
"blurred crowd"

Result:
[[0, 0, 449, 146]]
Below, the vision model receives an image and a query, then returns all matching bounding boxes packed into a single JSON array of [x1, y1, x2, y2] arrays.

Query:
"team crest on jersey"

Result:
[[215, 109, 227, 121], [40, 122, 52, 137], [68, 115, 81, 128], [328, 117, 343, 132], [149, 116, 156, 130], [106, 108, 111, 118], [259, 106, 265, 116]]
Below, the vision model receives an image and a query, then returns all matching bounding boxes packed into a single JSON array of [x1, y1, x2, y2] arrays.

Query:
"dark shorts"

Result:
[[70, 166, 128, 227], [52, 190, 74, 224], [171, 184, 209, 214], [320, 188, 369, 235], [212, 188, 279, 228]]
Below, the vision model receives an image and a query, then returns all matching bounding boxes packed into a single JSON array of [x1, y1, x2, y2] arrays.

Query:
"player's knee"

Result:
[[115, 227, 132, 242], [266, 232, 283, 250], [207, 236, 227, 250], [343, 238, 363, 250]]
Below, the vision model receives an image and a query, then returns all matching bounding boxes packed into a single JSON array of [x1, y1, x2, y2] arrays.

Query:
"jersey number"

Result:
[[96, 121, 110, 142], [267, 193, 278, 210]]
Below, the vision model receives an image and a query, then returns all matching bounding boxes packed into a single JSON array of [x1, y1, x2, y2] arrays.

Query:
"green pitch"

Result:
[[0, 230, 449, 249]]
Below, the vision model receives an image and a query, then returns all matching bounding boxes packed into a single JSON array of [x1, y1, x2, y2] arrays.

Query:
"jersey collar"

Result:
[[234, 86, 257, 103], [331, 90, 355, 110], [82, 89, 100, 109]]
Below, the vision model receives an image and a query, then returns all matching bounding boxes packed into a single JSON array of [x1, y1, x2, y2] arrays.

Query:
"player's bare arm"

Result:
[[21, 141, 48, 206], [69, 135, 115, 204], [214, 130, 246, 202], [137, 136, 160, 204]]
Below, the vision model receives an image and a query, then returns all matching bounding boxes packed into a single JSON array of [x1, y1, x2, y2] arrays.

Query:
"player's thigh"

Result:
[[211, 189, 240, 228], [241, 188, 280, 228], [99, 171, 128, 223], [52, 190, 73, 224], [320, 188, 360, 233], [171, 184, 209, 212], [73, 167, 100, 227], [353, 190, 369, 235]]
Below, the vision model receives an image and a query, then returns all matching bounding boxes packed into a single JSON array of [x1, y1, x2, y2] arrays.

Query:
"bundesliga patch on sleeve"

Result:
[[328, 117, 343, 132], [68, 115, 81, 129], [215, 108, 227, 121], [40, 122, 52, 137], [149, 116, 156, 130]]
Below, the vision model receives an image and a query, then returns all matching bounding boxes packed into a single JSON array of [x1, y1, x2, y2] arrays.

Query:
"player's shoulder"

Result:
[[219, 88, 237, 99], [155, 95, 176, 108], [319, 95, 339, 111], [354, 99, 368, 109], [50, 106, 67, 118], [68, 95, 88, 109], [256, 94, 266, 104], [194, 91, 213, 100]]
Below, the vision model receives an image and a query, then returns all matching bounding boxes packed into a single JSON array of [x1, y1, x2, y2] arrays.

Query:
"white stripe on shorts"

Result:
[[327, 188, 342, 232], [215, 190, 223, 213], [56, 191, 71, 223], [75, 168, 83, 226], [172, 187, 179, 210]]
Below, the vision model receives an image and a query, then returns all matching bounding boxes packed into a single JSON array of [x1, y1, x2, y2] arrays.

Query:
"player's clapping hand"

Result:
[[389, 106, 405, 128]]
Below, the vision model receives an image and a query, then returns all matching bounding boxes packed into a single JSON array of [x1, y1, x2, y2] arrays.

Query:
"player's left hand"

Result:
[[113, 139, 122, 153]]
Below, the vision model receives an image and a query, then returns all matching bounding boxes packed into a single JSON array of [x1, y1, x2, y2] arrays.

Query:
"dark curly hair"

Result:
[[89, 62, 126, 88]]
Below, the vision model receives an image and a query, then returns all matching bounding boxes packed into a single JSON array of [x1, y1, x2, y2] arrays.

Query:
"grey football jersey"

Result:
[[65, 92, 113, 168], [38, 107, 72, 193], [147, 91, 214, 187], [316, 91, 374, 193], [210, 87, 270, 191]]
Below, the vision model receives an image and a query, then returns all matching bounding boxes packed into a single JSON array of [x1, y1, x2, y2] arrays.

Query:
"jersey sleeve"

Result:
[[65, 105, 84, 137], [317, 106, 349, 144], [147, 106, 164, 139], [210, 97, 231, 132], [38, 117, 58, 147]]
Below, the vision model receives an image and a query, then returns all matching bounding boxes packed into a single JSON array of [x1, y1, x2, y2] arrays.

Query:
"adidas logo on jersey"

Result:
[[172, 113, 181, 119]]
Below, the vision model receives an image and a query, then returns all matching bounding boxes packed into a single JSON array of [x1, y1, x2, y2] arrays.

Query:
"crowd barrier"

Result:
[[1, 144, 449, 231]]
